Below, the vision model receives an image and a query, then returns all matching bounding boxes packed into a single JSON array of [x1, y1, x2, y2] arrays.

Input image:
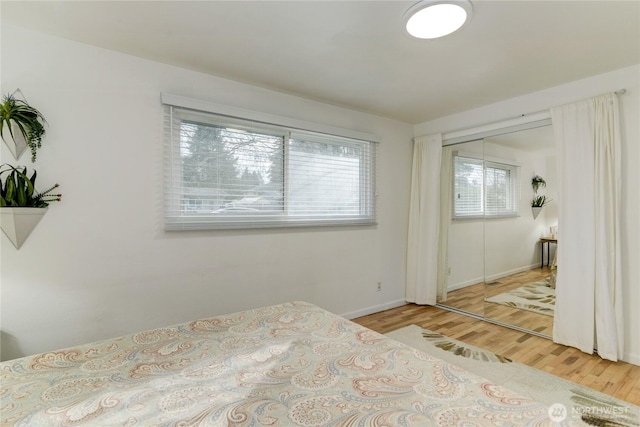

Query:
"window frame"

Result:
[[452, 151, 520, 220], [162, 95, 377, 231]]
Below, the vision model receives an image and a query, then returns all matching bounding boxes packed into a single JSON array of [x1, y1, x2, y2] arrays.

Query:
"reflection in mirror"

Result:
[[436, 139, 485, 316], [483, 125, 556, 337], [436, 125, 557, 338]]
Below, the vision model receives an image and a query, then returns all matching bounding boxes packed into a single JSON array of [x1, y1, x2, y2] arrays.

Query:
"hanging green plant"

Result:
[[531, 174, 546, 194], [0, 164, 61, 208], [531, 174, 549, 208], [0, 91, 47, 163]]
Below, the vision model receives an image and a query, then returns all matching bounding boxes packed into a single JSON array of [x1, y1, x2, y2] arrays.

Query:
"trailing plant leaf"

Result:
[[531, 174, 547, 194], [0, 164, 61, 208], [0, 91, 47, 162]]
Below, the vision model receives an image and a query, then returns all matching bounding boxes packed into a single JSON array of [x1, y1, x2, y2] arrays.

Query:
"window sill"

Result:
[[453, 213, 519, 221], [164, 216, 377, 231]]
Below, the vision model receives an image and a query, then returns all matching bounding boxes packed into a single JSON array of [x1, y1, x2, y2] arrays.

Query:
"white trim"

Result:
[[622, 351, 640, 366], [484, 263, 541, 282], [453, 150, 523, 167], [442, 113, 551, 146], [447, 276, 484, 292], [340, 299, 407, 320], [161, 93, 381, 143], [447, 263, 540, 291]]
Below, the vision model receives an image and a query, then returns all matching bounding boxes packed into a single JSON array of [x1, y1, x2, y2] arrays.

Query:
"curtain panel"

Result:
[[406, 134, 442, 305], [551, 92, 623, 361], [437, 146, 455, 301]]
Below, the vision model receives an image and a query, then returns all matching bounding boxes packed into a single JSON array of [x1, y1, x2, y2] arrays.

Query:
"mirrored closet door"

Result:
[[436, 125, 558, 338], [436, 139, 485, 317]]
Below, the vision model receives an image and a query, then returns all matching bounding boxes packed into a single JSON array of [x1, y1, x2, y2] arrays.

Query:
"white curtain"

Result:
[[436, 146, 454, 301], [551, 93, 623, 361], [406, 134, 442, 305]]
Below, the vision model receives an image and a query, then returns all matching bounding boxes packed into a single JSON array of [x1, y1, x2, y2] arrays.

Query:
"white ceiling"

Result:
[[2, 1, 639, 124]]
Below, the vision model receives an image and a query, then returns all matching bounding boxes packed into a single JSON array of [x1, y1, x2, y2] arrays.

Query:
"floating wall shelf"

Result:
[[2, 123, 29, 161], [532, 206, 543, 219], [0, 207, 48, 249]]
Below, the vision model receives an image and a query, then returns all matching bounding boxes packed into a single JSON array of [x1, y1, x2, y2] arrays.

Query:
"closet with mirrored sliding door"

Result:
[[436, 123, 558, 338]]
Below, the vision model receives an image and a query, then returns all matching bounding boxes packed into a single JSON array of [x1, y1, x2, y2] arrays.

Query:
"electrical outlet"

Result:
[[377, 282, 382, 291]]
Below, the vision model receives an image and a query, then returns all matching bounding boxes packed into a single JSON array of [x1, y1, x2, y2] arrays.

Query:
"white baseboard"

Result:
[[448, 276, 484, 292], [341, 299, 407, 320], [485, 263, 540, 282], [448, 263, 541, 291], [622, 351, 640, 367]]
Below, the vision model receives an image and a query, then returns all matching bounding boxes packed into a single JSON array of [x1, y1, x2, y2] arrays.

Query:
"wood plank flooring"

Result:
[[353, 303, 640, 406], [439, 266, 554, 336]]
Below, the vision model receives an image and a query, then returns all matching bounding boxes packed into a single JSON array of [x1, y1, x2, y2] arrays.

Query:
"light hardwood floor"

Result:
[[353, 303, 640, 406], [440, 266, 554, 336]]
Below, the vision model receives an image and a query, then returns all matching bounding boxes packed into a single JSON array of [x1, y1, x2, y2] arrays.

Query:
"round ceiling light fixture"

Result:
[[403, 0, 473, 39]]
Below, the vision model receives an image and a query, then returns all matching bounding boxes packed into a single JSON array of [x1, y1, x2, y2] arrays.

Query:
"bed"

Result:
[[1, 301, 552, 426]]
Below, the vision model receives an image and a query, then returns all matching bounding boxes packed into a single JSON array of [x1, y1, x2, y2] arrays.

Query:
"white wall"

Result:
[[483, 141, 558, 280], [416, 65, 640, 365], [0, 24, 414, 360]]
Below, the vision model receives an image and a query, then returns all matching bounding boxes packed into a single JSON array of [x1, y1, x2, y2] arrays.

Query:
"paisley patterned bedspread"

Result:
[[1, 301, 554, 426]]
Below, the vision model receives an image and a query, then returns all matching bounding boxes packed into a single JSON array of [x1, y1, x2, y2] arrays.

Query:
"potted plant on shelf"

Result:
[[0, 164, 61, 249], [531, 174, 549, 219], [0, 90, 47, 162]]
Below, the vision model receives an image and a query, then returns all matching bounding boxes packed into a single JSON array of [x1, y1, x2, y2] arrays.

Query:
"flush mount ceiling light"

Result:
[[403, 0, 473, 39]]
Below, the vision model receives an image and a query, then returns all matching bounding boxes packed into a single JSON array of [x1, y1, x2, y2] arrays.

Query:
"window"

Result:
[[453, 152, 520, 219], [163, 104, 376, 230]]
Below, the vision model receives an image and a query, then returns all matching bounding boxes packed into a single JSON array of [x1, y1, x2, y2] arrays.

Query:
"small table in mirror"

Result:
[[539, 237, 557, 268]]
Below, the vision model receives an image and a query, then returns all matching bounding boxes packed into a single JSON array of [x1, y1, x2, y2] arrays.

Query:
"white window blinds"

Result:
[[453, 156, 484, 217], [163, 104, 376, 230], [453, 153, 520, 219], [484, 161, 519, 216], [288, 132, 374, 218]]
